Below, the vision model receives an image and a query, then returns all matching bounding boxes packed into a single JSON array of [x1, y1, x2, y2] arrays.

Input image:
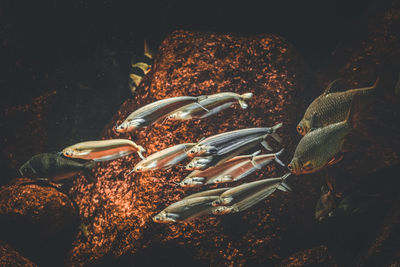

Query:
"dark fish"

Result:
[[167, 92, 253, 120], [288, 95, 360, 175], [297, 78, 378, 135], [128, 40, 154, 94], [19, 153, 95, 182], [116, 96, 207, 132], [315, 185, 336, 221]]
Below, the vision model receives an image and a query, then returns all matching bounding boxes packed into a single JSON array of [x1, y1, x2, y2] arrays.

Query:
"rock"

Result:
[[67, 30, 316, 266], [278, 245, 337, 267], [0, 240, 37, 267], [0, 178, 79, 266]]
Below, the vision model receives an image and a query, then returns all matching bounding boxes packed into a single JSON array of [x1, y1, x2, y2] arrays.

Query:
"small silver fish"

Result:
[[152, 196, 219, 223], [116, 95, 206, 132], [167, 92, 253, 120], [208, 149, 285, 184], [212, 173, 291, 207], [62, 139, 146, 161], [186, 133, 277, 170], [187, 123, 282, 157], [133, 143, 195, 172], [211, 206, 236, 215], [181, 149, 284, 187], [181, 187, 231, 200], [185, 156, 214, 171]]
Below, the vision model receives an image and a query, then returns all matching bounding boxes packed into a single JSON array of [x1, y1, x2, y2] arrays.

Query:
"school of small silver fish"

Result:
[[17, 42, 377, 229]]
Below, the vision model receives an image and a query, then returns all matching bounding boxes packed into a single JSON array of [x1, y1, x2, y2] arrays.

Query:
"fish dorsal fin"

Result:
[[323, 78, 342, 95], [345, 94, 361, 129], [197, 95, 208, 102], [309, 112, 318, 131], [144, 40, 154, 59], [327, 154, 344, 166]]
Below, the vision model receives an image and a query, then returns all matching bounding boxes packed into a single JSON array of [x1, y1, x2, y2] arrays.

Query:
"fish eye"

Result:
[[302, 161, 313, 171], [287, 164, 293, 171], [296, 125, 303, 133]]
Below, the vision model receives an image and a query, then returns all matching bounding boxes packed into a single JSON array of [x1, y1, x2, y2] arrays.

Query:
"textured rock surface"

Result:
[[0, 241, 37, 267], [278, 245, 337, 267], [0, 178, 79, 266], [67, 30, 316, 266]]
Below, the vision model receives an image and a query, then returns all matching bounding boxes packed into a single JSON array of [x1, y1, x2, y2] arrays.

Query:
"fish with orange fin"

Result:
[[288, 94, 361, 175], [296, 78, 378, 136], [62, 139, 146, 161]]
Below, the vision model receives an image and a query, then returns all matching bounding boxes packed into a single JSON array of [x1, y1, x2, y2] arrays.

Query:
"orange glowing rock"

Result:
[[67, 30, 315, 266]]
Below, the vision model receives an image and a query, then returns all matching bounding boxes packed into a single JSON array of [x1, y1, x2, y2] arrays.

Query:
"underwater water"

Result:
[[1, 0, 400, 266]]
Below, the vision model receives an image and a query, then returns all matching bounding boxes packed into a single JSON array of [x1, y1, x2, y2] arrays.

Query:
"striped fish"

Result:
[[128, 40, 154, 95]]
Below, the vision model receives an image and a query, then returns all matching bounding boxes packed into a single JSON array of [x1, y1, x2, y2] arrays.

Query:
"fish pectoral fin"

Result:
[[197, 95, 208, 102], [238, 99, 248, 109], [327, 154, 344, 166], [323, 78, 342, 95], [250, 159, 264, 169], [261, 140, 273, 151], [309, 112, 319, 131]]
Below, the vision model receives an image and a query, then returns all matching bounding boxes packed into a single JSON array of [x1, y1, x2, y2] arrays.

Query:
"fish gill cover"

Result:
[[66, 30, 314, 266]]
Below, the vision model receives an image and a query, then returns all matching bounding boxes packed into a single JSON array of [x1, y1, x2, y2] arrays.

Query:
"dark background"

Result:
[[0, 0, 377, 182], [1, 0, 372, 105]]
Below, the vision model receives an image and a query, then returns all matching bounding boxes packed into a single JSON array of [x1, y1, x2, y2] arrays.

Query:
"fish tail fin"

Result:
[[270, 122, 283, 143], [144, 39, 154, 59], [274, 148, 285, 167], [278, 173, 292, 192], [83, 160, 96, 170], [238, 92, 253, 109], [346, 94, 361, 129], [82, 161, 96, 182], [194, 98, 210, 112], [261, 140, 273, 151]]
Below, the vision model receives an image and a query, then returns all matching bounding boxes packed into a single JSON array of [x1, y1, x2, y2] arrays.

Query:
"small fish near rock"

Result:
[[19, 153, 95, 182], [62, 139, 146, 161]]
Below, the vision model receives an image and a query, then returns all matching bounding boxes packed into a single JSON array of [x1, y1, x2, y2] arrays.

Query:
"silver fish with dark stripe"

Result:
[[128, 40, 154, 95], [180, 149, 284, 187], [152, 196, 219, 223], [187, 123, 282, 157], [212, 173, 291, 214], [185, 133, 276, 170], [116, 95, 207, 132], [167, 92, 253, 120], [133, 143, 196, 172]]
